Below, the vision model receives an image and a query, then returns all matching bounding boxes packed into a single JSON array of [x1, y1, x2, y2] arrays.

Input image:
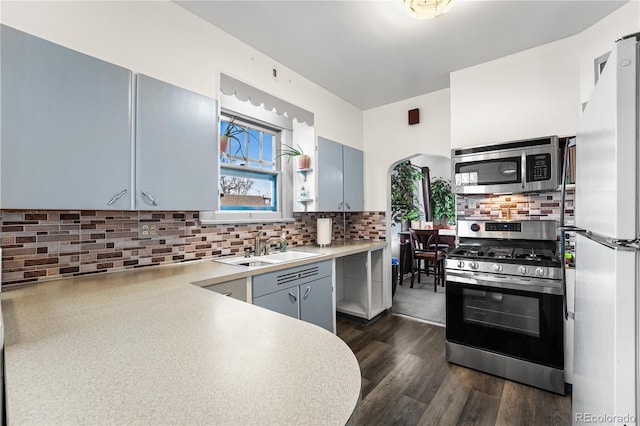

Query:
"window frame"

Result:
[[199, 96, 294, 225], [221, 115, 277, 170], [219, 165, 279, 212]]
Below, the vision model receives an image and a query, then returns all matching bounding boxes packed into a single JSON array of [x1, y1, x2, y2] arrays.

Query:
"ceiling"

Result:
[[175, 0, 628, 110]]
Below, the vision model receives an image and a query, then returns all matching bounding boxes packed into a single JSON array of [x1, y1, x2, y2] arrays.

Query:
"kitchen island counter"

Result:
[[1, 240, 384, 425]]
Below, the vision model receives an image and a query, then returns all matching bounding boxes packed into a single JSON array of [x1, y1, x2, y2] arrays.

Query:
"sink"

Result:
[[259, 250, 321, 262], [232, 260, 276, 267], [215, 250, 321, 267], [215, 257, 279, 266]]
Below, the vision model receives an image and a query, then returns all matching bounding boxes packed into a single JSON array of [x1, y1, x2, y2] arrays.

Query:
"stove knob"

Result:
[[457, 260, 465, 268], [535, 267, 547, 277], [518, 266, 530, 275], [493, 264, 503, 272], [469, 262, 479, 270]]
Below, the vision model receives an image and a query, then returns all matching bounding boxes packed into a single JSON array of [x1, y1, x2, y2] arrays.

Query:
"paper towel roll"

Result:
[[317, 218, 332, 246]]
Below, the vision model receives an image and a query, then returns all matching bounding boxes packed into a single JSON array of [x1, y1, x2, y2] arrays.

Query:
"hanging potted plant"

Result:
[[220, 116, 249, 159], [275, 144, 310, 169], [220, 116, 262, 165], [430, 177, 456, 227]]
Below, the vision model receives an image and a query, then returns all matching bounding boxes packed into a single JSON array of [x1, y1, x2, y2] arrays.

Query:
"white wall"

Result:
[[363, 88, 451, 211], [450, 36, 580, 148], [449, 0, 640, 149], [576, 1, 640, 104], [410, 155, 451, 180], [0, 0, 363, 152]]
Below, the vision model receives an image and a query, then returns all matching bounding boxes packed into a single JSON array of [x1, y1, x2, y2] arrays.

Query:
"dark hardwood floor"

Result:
[[337, 314, 571, 426]]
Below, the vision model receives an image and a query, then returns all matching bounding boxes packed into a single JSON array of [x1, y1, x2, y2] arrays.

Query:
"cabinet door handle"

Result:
[[288, 292, 297, 302], [141, 190, 158, 206], [107, 189, 127, 206], [222, 292, 233, 297], [339, 201, 344, 210], [345, 202, 351, 210], [303, 287, 311, 299]]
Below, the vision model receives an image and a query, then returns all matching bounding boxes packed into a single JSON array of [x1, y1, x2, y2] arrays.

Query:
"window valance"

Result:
[[220, 73, 314, 126]]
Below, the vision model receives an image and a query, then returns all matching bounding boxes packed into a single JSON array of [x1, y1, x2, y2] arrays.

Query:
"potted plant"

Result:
[[391, 161, 423, 230], [220, 116, 249, 159], [430, 177, 456, 227], [276, 144, 310, 169]]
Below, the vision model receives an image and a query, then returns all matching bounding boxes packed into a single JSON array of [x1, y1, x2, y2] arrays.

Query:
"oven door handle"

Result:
[[446, 271, 563, 295]]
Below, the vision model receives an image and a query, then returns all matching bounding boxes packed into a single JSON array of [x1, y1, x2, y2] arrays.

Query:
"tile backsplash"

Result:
[[1, 210, 385, 286], [456, 189, 574, 222]]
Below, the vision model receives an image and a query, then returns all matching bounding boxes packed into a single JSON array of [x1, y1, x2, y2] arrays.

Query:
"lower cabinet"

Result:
[[252, 261, 334, 333], [335, 248, 385, 320], [253, 286, 299, 319], [204, 278, 249, 303], [299, 277, 333, 332]]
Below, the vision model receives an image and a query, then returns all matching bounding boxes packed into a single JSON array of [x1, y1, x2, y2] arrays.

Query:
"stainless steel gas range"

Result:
[[445, 220, 565, 394]]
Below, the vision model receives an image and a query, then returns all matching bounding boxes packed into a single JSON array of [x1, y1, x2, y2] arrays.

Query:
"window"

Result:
[[220, 116, 279, 211], [199, 88, 305, 225]]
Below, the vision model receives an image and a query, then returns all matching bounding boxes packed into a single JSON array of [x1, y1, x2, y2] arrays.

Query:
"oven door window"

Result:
[[455, 157, 521, 185], [463, 289, 540, 337], [446, 282, 563, 369]]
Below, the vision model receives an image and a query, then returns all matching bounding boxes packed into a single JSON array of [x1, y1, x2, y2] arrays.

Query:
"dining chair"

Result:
[[409, 229, 447, 291]]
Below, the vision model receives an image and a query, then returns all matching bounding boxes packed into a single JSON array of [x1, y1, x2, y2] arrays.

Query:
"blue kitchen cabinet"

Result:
[[253, 286, 300, 320], [317, 136, 364, 212], [135, 74, 218, 211], [299, 276, 333, 333], [317, 137, 344, 211], [204, 278, 249, 303], [252, 261, 334, 332], [343, 144, 364, 212], [1, 25, 133, 209]]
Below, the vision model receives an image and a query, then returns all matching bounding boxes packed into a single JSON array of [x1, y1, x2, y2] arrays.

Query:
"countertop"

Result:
[[2, 240, 386, 425]]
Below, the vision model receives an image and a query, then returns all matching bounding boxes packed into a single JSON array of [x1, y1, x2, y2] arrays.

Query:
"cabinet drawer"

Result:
[[252, 260, 332, 298], [204, 278, 247, 302]]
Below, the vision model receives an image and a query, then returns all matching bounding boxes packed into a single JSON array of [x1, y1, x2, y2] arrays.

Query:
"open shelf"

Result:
[[335, 248, 385, 320], [296, 168, 313, 182], [296, 198, 314, 212], [336, 300, 367, 317]]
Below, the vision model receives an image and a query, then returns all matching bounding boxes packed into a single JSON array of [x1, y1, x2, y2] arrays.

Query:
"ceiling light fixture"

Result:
[[403, 0, 456, 19]]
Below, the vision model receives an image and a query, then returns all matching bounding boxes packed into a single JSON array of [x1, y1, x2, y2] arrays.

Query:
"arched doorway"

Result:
[[385, 153, 453, 326]]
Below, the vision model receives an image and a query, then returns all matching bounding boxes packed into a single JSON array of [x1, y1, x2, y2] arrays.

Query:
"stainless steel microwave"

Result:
[[451, 136, 559, 194]]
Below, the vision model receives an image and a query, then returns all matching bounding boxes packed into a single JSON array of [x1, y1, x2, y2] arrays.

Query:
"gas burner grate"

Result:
[[513, 248, 557, 262], [451, 246, 485, 257], [487, 247, 515, 259]]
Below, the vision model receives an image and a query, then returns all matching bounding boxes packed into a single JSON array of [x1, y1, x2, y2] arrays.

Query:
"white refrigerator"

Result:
[[572, 33, 639, 425]]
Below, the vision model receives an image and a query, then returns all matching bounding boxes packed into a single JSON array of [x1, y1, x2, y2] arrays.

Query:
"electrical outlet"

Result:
[[139, 222, 158, 239]]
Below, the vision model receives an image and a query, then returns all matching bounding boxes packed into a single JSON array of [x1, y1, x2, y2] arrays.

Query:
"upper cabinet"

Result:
[[1, 26, 218, 211], [317, 137, 364, 212], [135, 75, 218, 211], [1, 25, 133, 209], [342, 144, 364, 212]]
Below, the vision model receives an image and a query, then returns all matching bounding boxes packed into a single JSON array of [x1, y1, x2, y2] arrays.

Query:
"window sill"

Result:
[[199, 213, 296, 226]]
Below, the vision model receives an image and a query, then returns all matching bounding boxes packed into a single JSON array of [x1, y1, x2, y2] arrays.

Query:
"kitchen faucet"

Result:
[[263, 237, 286, 255], [254, 232, 262, 256], [253, 232, 286, 256]]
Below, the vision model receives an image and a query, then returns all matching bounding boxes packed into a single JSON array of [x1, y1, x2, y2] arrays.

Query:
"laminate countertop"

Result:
[[1, 240, 386, 425]]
